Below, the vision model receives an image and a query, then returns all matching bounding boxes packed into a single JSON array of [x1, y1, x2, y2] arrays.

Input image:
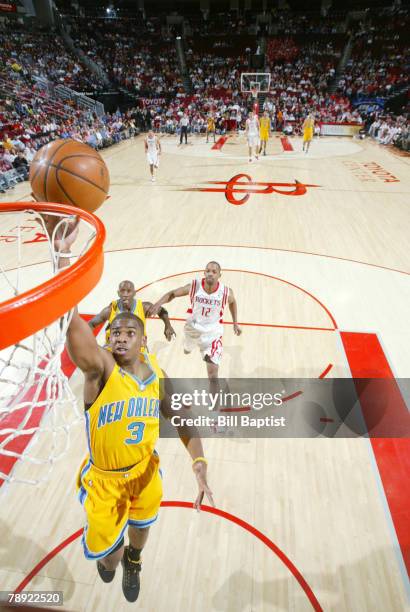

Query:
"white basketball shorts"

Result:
[[147, 152, 159, 167], [183, 323, 223, 366], [247, 134, 260, 148]]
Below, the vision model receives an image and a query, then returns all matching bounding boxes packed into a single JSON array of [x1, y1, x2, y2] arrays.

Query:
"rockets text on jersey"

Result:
[[186, 278, 229, 332]]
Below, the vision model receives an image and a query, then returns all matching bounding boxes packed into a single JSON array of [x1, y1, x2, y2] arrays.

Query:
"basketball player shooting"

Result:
[[246, 110, 260, 162], [145, 130, 161, 182], [147, 262, 241, 394], [89, 280, 176, 344], [47, 219, 214, 604]]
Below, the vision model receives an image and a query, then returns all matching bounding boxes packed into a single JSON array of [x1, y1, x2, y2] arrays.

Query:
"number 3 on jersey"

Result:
[[125, 421, 145, 445]]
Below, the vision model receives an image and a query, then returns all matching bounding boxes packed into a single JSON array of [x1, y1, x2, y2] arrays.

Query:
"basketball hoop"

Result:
[[240, 72, 271, 95], [0, 202, 105, 485]]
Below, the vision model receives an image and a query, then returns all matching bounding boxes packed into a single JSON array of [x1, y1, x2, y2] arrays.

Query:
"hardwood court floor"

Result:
[[0, 134, 409, 611]]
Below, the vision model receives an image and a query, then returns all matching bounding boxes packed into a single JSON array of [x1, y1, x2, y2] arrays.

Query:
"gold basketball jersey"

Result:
[[260, 117, 270, 131], [105, 298, 146, 343], [84, 353, 163, 471]]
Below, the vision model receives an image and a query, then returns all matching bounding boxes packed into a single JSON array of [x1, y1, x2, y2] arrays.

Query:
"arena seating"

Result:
[[65, 16, 183, 96], [0, 4, 408, 191]]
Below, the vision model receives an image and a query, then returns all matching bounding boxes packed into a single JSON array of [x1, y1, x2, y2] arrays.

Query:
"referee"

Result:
[[179, 112, 189, 145]]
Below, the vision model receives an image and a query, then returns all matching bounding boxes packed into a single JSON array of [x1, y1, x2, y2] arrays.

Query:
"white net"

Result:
[[0, 207, 99, 485]]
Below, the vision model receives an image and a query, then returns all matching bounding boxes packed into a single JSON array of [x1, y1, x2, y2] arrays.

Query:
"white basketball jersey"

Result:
[[247, 117, 259, 135], [186, 278, 229, 333], [146, 135, 158, 153]]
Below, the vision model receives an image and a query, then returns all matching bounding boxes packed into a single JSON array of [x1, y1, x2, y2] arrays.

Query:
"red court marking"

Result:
[[320, 417, 334, 423], [211, 136, 228, 150], [319, 363, 333, 378], [220, 406, 251, 412], [282, 391, 303, 402], [157, 315, 335, 333], [191, 361, 332, 409], [111, 244, 409, 277], [218, 360, 333, 411], [0, 384, 47, 487], [143, 269, 336, 405], [0, 316, 103, 487], [136, 268, 338, 330], [195, 177, 319, 204], [281, 137, 294, 151], [15, 501, 323, 611], [5, 244, 409, 277], [341, 331, 410, 576], [15, 528, 83, 593]]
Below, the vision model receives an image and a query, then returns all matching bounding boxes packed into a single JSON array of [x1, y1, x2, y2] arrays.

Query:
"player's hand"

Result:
[[40, 214, 79, 252], [164, 324, 176, 342], [193, 461, 214, 511], [55, 216, 80, 252], [146, 302, 161, 317], [233, 324, 242, 336]]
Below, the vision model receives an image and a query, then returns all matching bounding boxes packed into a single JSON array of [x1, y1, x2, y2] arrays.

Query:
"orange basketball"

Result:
[[29, 139, 110, 213]]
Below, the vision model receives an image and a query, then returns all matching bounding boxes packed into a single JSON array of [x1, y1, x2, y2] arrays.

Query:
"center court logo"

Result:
[[185, 173, 320, 205]]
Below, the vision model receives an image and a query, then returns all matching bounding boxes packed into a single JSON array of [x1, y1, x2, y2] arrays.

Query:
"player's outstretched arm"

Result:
[[45, 215, 111, 377], [142, 301, 176, 341], [88, 304, 111, 329], [146, 283, 190, 317], [228, 288, 242, 336], [67, 307, 108, 375], [160, 372, 215, 511], [63, 277, 109, 376]]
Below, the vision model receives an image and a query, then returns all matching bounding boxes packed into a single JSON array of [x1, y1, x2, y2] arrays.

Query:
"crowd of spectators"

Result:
[[1, 5, 409, 193], [0, 81, 140, 193], [265, 38, 343, 117], [65, 16, 183, 96], [181, 27, 350, 132], [186, 51, 248, 97], [0, 21, 142, 192], [273, 10, 347, 35], [0, 106, 140, 192], [337, 56, 409, 99], [366, 113, 409, 150], [137, 90, 363, 138], [335, 8, 409, 99], [186, 10, 254, 37], [0, 27, 105, 94]]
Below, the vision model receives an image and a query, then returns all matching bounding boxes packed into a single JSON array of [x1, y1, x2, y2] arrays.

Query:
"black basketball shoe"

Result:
[[121, 546, 142, 602], [96, 560, 115, 583]]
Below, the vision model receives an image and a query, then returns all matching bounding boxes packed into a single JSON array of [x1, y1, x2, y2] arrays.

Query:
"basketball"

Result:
[[29, 139, 110, 213]]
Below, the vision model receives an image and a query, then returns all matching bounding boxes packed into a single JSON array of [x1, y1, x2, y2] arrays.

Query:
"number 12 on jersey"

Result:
[[201, 307, 211, 317]]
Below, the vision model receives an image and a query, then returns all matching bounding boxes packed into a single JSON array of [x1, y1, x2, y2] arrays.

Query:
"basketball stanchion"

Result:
[[0, 202, 105, 485]]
